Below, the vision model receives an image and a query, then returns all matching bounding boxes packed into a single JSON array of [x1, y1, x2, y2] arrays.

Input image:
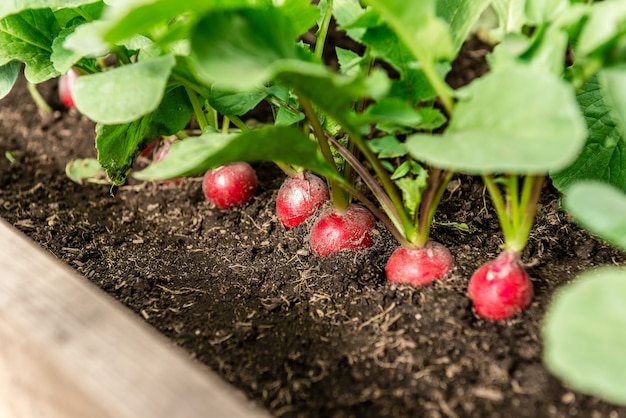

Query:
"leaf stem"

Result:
[[314, 0, 334, 60], [511, 175, 544, 254], [298, 93, 349, 211], [26, 83, 52, 114], [343, 125, 417, 242], [482, 174, 514, 245], [184, 86, 209, 131], [416, 169, 453, 247], [327, 135, 403, 233]]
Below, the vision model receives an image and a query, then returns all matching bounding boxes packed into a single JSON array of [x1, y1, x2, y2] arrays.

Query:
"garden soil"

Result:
[[1, 38, 626, 418]]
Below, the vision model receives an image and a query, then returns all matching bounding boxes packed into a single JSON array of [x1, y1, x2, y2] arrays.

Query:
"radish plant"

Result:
[[1, 0, 624, 331]]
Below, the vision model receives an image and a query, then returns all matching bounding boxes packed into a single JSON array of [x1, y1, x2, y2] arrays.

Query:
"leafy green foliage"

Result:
[[134, 126, 342, 183], [564, 181, 626, 251], [65, 158, 109, 185], [364, 0, 453, 62], [0, 9, 60, 83], [96, 87, 193, 184], [0, 61, 20, 99], [436, 0, 491, 53], [73, 54, 176, 124], [551, 73, 626, 191], [543, 267, 626, 406], [0, 0, 99, 20], [407, 64, 586, 174]]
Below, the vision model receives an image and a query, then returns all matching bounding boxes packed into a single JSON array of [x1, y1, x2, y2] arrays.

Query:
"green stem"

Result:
[[344, 125, 417, 242], [184, 86, 209, 131], [338, 182, 411, 247], [26, 83, 52, 114], [298, 93, 349, 211], [416, 169, 453, 247], [482, 174, 515, 245], [314, 0, 334, 60], [510, 175, 545, 254], [228, 115, 249, 132], [327, 135, 403, 233], [508, 174, 520, 231]]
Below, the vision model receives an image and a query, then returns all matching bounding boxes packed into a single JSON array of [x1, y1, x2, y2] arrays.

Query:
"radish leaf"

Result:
[[73, 54, 175, 124], [543, 267, 626, 406], [133, 126, 343, 183], [406, 64, 586, 174], [551, 73, 626, 192]]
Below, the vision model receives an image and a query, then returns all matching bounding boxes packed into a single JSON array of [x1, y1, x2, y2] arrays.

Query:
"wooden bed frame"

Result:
[[0, 219, 269, 418]]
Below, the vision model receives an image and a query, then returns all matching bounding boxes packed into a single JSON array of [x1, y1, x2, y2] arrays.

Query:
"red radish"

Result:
[[310, 204, 375, 256], [276, 172, 330, 228], [467, 251, 533, 320], [140, 139, 159, 158], [202, 162, 257, 209], [386, 240, 454, 286], [58, 69, 79, 108]]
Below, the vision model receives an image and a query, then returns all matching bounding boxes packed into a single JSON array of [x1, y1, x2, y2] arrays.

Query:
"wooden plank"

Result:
[[0, 218, 270, 418]]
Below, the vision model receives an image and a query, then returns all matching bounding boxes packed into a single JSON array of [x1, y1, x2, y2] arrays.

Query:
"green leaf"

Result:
[[490, 0, 527, 35], [563, 181, 626, 250], [395, 164, 428, 218], [333, 0, 369, 41], [0, 61, 20, 99], [543, 267, 626, 406], [189, 7, 300, 90], [102, 0, 265, 44], [73, 54, 176, 124], [406, 64, 587, 174], [208, 85, 267, 116], [0, 0, 99, 20], [335, 47, 363, 76], [63, 19, 112, 57], [65, 158, 110, 185], [368, 135, 406, 159], [133, 125, 342, 182], [551, 73, 626, 192], [277, 64, 390, 125], [361, 25, 440, 103], [51, 24, 84, 73], [601, 68, 626, 134], [0, 9, 60, 83], [436, 0, 492, 54], [577, 0, 626, 59], [364, 0, 454, 62], [525, 0, 569, 24], [96, 86, 193, 184], [360, 98, 423, 133]]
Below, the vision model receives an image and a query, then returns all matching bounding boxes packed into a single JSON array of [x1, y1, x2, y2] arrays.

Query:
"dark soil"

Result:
[[1, 39, 625, 418]]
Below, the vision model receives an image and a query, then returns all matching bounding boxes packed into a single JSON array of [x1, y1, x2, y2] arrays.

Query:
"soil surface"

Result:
[[1, 39, 626, 418]]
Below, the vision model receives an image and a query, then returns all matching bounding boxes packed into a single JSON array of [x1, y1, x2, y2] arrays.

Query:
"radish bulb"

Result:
[[386, 240, 454, 286], [276, 172, 329, 228], [310, 204, 375, 256], [467, 251, 533, 320], [202, 162, 258, 209]]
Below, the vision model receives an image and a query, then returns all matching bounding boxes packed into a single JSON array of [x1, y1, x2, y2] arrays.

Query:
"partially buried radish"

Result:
[[467, 251, 533, 320], [58, 68, 79, 108], [202, 162, 257, 209], [276, 172, 329, 228], [386, 240, 454, 286], [310, 204, 375, 256]]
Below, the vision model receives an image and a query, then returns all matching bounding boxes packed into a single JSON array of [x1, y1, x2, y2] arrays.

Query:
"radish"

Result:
[[467, 251, 533, 320], [58, 69, 79, 108], [202, 162, 257, 209], [309, 204, 375, 256], [276, 172, 329, 228], [386, 240, 454, 286]]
